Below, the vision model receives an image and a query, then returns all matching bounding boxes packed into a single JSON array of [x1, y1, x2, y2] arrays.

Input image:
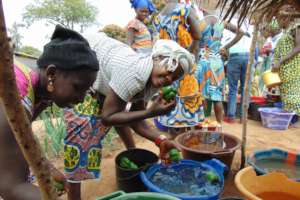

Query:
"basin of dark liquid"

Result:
[[184, 132, 225, 152], [257, 192, 300, 200], [255, 158, 300, 179], [150, 166, 221, 197]]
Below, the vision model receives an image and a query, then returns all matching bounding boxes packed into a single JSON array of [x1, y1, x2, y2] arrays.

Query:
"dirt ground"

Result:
[[32, 119, 300, 200]]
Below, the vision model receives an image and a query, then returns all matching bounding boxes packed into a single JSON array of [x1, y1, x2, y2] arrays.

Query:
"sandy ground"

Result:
[[32, 119, 300, 200]]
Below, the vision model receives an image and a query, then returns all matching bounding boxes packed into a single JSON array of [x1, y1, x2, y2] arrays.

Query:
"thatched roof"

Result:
[[217, 0, 300, 26]]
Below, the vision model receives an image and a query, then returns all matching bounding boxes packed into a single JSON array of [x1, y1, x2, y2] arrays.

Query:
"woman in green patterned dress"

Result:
[[272, 6, 300, 117]]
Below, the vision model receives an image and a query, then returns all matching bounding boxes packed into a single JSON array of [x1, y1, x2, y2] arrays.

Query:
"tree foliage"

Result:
[[23, 0, 98, 31], [19, 45, 42, 57], [101, 24, 127, 43], [8, 22, 25, 50]]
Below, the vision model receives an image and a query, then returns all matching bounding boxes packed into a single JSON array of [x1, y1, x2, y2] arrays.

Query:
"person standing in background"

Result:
[[223, 22, 252, 124], [127, 0, 156, 55], [259, 19, 283, 93], [272, 5, 300, 127], [196, 14, 244, 124], [153, 0, 204, 127]]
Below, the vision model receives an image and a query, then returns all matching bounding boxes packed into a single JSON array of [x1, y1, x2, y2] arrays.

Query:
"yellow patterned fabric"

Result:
[[74, 94, 101, 116], [64, 94, 110, 182], [273, 33, 300, 115]]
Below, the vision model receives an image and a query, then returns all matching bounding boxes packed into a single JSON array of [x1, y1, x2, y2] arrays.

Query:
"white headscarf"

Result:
[[151, 39, 195, 74]]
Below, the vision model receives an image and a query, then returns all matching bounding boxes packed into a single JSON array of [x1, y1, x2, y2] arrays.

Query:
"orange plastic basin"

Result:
[[235, 167, 300, 200]]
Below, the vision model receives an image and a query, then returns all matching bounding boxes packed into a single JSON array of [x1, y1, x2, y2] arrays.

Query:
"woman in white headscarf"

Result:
[[63, 32, 195, 200]]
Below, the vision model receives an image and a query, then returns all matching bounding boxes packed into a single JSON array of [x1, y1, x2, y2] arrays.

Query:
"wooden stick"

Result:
[[240, 20, 259, 169], [0, 1, 58, 199]]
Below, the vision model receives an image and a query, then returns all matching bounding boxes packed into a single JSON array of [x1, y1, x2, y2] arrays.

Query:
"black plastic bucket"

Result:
[[115, 148, 159, 192]]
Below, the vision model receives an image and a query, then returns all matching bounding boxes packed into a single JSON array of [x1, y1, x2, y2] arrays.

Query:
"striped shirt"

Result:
[[85, 32, 157, 102], [127, 18, 153, 54]]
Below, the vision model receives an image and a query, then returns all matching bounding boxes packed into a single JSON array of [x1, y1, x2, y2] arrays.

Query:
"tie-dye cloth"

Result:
[[64, 94, 111, 182], [154, 3, 204, 127], [196, 18, 225, 102], [14, 60, 39, 118], [127, 18, 153, 54]]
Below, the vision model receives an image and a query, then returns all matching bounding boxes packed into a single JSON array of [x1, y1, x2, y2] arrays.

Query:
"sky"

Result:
[[3, 0, 253, 51], [3, 0, 135, 50]]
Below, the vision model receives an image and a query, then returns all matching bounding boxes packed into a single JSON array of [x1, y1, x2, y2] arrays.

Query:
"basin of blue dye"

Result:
[[248, 148, 300, 181], [140, 159, 227, 200]]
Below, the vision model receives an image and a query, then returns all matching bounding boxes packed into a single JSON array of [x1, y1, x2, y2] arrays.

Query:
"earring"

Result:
[[47, 79, 54, 93]]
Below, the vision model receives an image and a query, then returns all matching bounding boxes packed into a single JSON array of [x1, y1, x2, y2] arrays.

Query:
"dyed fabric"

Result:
[[130, 0, 156, 14], [158, 79, 205, 127], [154, 3, 193, 49], [127, 18, 153, 54], [273, 33, 300, 115], [64, 95, 110, 182], [155, 3, 204, 127], [14, 60, 39, 117], [196, 19, 225, 101]]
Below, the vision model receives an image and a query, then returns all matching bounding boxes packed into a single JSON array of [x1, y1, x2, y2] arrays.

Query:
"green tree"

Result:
[[8, 22, 25, 50], [23, 0, 98, 32], [19, 45, 42, 57]]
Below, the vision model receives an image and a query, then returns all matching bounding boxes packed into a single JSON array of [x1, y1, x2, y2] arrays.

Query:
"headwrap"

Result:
[[152, 39, 195, 74], [37, 25, 99, 71], [130, 0, 156, 14]]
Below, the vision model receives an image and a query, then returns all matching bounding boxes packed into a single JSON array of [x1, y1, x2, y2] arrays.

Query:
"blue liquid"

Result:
[[150, 166, 221, 196]]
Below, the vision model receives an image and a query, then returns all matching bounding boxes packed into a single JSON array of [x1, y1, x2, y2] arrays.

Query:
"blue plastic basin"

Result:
[[140, 159, 227, 200]]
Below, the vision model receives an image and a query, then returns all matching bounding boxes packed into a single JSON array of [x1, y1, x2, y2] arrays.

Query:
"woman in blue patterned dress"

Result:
[[195, 15, 245, 123], [154, 0, 205, 127]]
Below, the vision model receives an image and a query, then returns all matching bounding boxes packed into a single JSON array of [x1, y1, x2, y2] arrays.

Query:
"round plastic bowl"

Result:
[[247, 148, 300, 181], [140, 159, 227, 200], [96, 191, 180, 200], [175, 130, 241, 172], [235, 167, 300, 200], [258, 107, 295, 130], [251, 96, 266, 105]]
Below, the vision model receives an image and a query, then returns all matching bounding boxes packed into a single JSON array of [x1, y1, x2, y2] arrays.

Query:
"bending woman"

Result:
[[63, 32, 195, 200], [0, 25, 99, 200], [154, 0, 204, 127]]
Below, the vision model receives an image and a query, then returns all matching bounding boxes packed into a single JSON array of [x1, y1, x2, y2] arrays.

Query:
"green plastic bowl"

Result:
[[96, 191, 180, 200]]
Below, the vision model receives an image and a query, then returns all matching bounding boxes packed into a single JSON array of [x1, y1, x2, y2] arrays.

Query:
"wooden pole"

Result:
[[240, 20, 259, 169], [0, 1, 58, 199]]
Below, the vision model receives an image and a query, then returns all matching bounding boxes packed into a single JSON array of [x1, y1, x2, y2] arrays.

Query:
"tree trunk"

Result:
[[0, 1, 58, 199], [241, 21, 259, 169]]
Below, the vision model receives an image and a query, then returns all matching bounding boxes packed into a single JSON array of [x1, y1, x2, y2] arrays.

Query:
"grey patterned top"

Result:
[[85, 32, 157, 102]]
